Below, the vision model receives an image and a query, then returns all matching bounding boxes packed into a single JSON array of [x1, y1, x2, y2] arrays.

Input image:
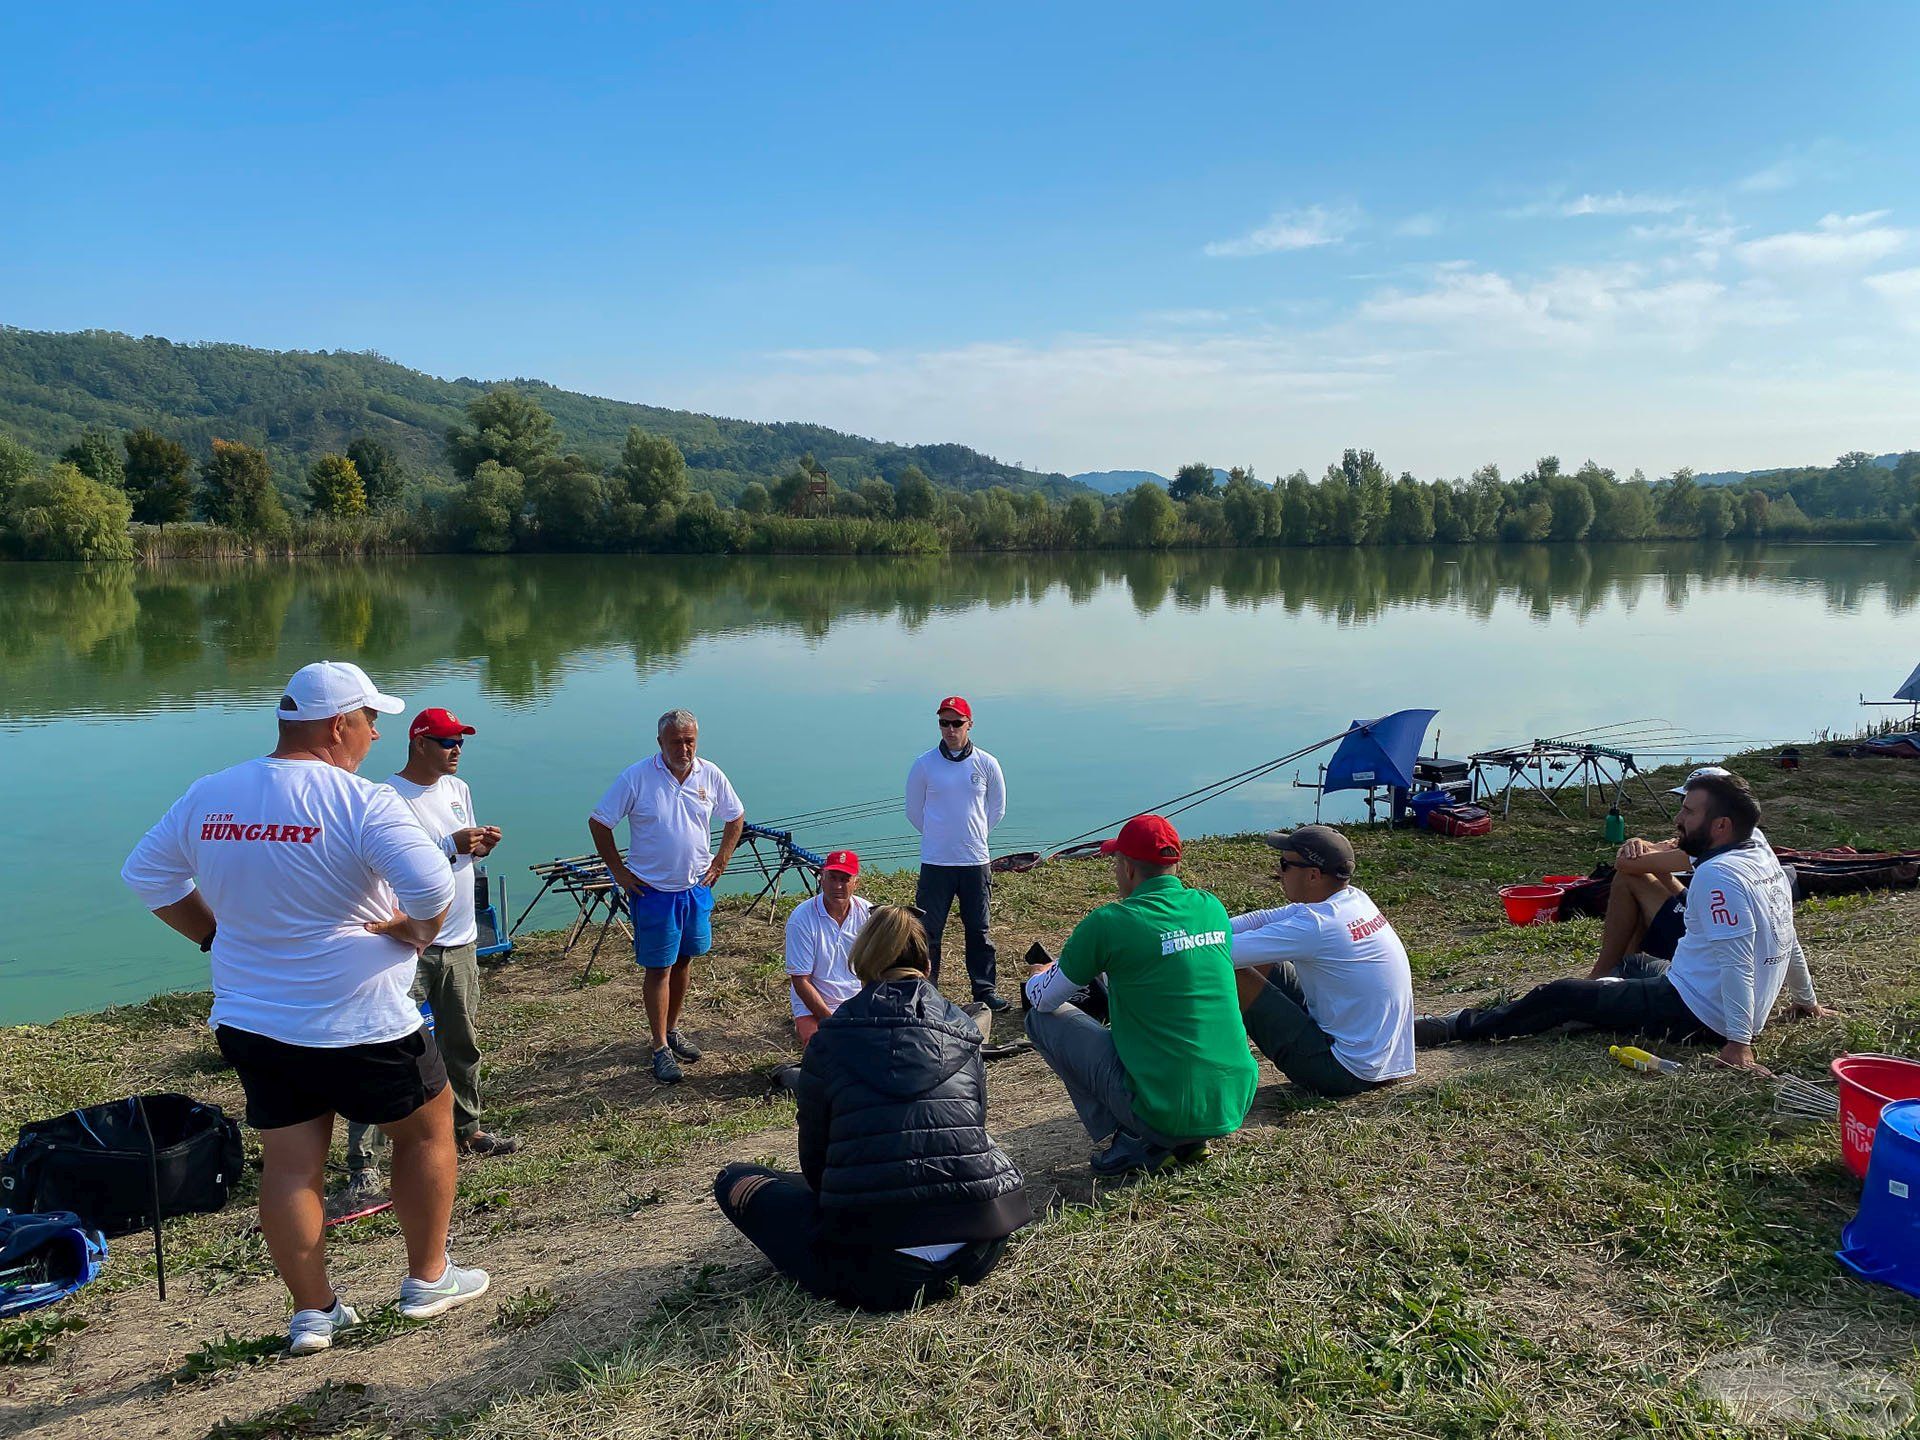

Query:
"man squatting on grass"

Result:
[[1415, 770, 1823, 1069], [343, 706, 517, 1207], [589, 708, 746, 1085], [121, 662, 489, 1355], [906, 694, 1009, 1010], [784, 849, 871, 1047], [1024, 814, 1258, 1177], [1228, 825, 1416, 1096]]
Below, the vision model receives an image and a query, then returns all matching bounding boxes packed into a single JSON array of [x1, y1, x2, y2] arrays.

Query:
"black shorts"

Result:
[[1641, 894, 1687, 962], [215, 1024, 447, 1132]]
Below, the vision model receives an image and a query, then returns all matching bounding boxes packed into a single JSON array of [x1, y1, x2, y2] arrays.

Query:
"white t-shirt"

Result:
[[783, 894, 873, 1018], [905, 745, 1006, 866], [590, 753, 744, 891], [1227, 885, 1416, 1082], [1665, 838, 1806, 1043], [385, 773, 477, 948], [121, 757, 456, 1047]]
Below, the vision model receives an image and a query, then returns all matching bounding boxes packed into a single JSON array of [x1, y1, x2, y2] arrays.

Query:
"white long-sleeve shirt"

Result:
[[904, 745, 1006, 866], [1665, 837, 1814, 1044], [1228, 885, 1415, 1082]]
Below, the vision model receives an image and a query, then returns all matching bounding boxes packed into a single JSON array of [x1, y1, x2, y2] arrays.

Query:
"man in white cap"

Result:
[[906, 695, 1009, 1009], [121, 661, 490, 1355], [1585, 766, 1730, 979], [342, 706, 516, 1206], [1416, 769, 1830, 1068]]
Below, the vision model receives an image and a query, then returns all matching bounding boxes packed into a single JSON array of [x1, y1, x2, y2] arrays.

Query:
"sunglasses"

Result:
[[938, 717, 967, 729], [426, 736, 465, 750], [1276, 856, 1312, 872]]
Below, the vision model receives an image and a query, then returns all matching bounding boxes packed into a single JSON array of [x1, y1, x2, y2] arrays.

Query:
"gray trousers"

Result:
[[347, 941, 483, 1168], [1023, 1002, 1189, 1149], [1240, 962, 1377, 1098]]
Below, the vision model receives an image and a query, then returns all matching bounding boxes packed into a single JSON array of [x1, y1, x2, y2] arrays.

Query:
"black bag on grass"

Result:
[[1, 1092, 243, 1237]]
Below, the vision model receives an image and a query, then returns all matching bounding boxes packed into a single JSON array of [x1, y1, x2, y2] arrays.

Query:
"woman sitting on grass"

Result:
[[714, 905, 1031, 1311]]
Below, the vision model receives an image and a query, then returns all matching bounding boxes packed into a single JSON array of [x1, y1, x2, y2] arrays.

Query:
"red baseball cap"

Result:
[[1101, 814, 1182, 864], [822, 850, 860, 877], [409, 707, 476, 740], [936, 695, 973, 719]]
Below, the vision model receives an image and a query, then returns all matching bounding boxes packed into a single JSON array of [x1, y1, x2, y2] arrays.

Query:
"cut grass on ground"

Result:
[[3, 749, 1919, 1438]]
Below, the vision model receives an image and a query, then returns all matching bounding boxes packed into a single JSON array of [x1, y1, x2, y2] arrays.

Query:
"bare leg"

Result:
[[381, 1085, 456, 1282], [666, 957, 693, 1033], [1590, 871, 1680, 977], [1235, 964, 1273, 1011], [642, 967, 672, 1049], [257, 1115, 336, 1312]]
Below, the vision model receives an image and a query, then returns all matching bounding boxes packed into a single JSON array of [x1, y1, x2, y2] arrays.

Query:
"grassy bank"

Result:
[[3, 750, 1919, 1439]]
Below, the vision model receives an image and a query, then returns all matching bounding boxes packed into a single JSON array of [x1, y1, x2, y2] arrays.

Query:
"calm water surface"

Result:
[[2, 543, 1913, 1024]]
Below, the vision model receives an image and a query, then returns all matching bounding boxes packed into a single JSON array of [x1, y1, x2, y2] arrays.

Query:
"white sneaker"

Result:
[[288, 1297, 360, 1354], [397, 1258, 491, 1319]]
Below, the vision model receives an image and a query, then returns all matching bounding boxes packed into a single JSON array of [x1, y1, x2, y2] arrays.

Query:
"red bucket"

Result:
[[1541, 874, 1584, 886], [1832, 1054, 1920, 1179], [1499, 883, 1566, 925]]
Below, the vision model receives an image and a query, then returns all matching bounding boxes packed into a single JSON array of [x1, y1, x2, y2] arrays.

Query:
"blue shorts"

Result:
[[630, 885, 714, 969]]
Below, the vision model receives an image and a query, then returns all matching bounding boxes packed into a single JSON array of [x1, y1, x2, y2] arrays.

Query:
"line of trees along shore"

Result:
[[2, 385, 1915, 561]]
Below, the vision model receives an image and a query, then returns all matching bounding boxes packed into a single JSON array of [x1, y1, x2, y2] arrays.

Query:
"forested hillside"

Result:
[[0, 327, 1073, 503]]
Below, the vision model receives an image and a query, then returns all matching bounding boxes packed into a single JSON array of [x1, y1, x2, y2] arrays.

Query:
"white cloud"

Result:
[[766, 347, 881, 366], [1205, 204, 1357, 258], [1736, 212, 1910, 269], [1558, 191, 1689, 217], [1739, 160, 1799, 194], [1509, 191, 1689, 219], [1865, 267, 1920, 332], [1394, 212, 1442, 238], [1358, 264, 1740, 347]]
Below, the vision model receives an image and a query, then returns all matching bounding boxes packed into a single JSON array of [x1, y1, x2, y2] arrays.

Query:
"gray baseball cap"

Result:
[[1263, 824, 1355, 878], [1669, 765, 1733, 797]]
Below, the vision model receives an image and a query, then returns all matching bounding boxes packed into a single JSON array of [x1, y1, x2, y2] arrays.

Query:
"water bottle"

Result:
[[1604, 806, 1626, 845], [1609, 1044, 1680, 1075]]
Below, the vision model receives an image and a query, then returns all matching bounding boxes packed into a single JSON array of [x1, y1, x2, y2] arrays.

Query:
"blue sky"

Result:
[[5, 3, 1918, 477]]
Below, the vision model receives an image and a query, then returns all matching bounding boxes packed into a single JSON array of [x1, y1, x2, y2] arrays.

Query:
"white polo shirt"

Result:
[[121, 757, 456, 1047], [1228, 885, 1416, 1082], [905, 745, 1006, 866], [783, 893, 873, 1018], [590, 753, 745, 891], [385, 773, 478, 948]]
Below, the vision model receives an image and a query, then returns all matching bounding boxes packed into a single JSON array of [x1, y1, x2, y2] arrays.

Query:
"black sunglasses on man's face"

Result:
[[938, 718, 967, 729]]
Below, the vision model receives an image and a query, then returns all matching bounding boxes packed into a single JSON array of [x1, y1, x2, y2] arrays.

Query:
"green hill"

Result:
[[0, 326, 1077, 503]]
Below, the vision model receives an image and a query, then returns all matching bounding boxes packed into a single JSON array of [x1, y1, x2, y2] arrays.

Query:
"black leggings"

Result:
[[714, 1164, 1007, 1312], [1453, 955, 1724, 1046]]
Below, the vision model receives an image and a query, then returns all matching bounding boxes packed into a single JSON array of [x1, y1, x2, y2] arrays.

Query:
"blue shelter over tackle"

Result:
[[1322, 709, 1439, 796]]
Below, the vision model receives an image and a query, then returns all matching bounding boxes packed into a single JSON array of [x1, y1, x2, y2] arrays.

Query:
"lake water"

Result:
[[2, 543, 1914, 1025]]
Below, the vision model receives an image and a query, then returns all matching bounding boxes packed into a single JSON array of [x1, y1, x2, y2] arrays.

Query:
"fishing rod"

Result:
[[1048, 726, 1353, 853]]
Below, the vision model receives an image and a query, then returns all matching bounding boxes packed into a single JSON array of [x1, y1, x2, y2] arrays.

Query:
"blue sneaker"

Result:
[[1090, 1131, 1174, 1178], [288, 1297, 360, 1354], [398, 1259, 490, 1320]]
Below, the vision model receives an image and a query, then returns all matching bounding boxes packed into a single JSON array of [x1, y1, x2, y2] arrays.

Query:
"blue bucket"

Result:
[[1837, 1097, 1920, 1298]]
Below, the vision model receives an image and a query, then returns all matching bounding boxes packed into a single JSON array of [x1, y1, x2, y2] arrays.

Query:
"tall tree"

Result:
[[122, 428, 194, 524], [307, 453, 368, 516], [445, 387, 559, 480], [346, 436, 404, 511], [893, 465, 938, 520], [200, 439, 285, 532], [5, 462, 134, 561], [1168, 462, 1217, 501], [1546, 477, 1595, 541], [614, 427, 689, 511], [0, 433, 41, 511], [446, 461, 525, 552], [61, 430, 125, 490], [1122, 483, 1181, 547], [1384, 475, 1436, 543]]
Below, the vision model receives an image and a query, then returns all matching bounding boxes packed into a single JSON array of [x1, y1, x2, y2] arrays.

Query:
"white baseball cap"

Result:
[[276, 661, 404, 722], [1669, 764, 1732, 796]]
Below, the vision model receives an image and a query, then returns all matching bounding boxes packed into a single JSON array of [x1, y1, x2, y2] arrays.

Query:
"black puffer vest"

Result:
[[796, 976, 1031, 1247]]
